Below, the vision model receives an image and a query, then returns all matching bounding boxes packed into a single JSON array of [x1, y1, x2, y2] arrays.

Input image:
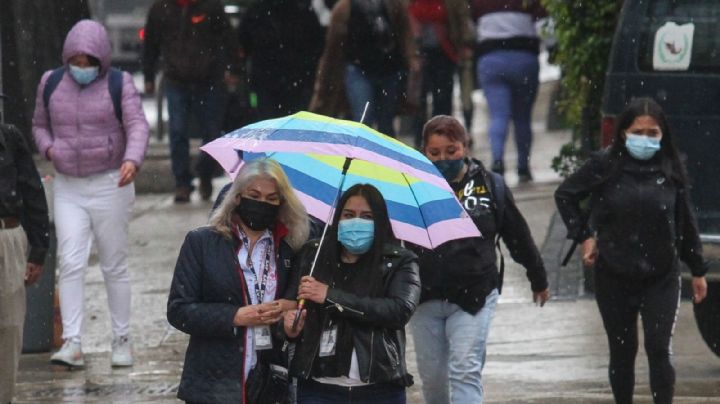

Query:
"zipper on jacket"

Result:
[[326, 298, 365, 316], [367, 330, 374, 383]]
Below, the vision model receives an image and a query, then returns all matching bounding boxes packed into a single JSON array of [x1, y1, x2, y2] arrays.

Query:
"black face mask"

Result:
[[235, 197, 280, 231]]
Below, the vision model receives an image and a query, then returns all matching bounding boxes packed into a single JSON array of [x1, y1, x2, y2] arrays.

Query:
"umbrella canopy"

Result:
[[201, 112, 481, 249], [242, 151, 480, 249], [201, 111, 449, 189]]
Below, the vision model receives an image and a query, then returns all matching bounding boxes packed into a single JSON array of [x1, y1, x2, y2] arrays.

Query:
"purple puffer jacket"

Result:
[[32, 20, 149, 177]]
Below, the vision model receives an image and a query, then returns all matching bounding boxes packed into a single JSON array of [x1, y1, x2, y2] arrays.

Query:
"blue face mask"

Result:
[[434, 158, 465, 181], [69, 65, 99, 85], [625, 133, 661, 160], [337, 218, 375, 255]]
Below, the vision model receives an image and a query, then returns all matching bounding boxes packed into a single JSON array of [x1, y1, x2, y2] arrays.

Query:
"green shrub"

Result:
[[542, 0, 623, 175]]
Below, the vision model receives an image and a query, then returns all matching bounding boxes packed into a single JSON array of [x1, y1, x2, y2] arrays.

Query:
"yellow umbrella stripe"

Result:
[[307, 154, 422, 186]]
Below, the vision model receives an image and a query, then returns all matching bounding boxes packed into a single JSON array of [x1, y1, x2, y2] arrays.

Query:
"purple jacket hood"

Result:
[[63, 20, 113, 74]]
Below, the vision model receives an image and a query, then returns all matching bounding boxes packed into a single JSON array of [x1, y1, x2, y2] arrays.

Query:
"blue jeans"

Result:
[[477, 50, 539, 171], [410, 290, 499, 404], [297, 378, 406, 404], [165, 79, 226, 188], [344, 64, 403, 137]]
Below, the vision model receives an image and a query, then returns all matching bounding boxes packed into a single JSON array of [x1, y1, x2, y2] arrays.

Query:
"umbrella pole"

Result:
[[360, 101, 370, 123], [294, 157, 353, 329]]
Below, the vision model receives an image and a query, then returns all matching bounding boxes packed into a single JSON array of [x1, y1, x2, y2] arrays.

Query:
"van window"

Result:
[[638, 0, 720, 73]]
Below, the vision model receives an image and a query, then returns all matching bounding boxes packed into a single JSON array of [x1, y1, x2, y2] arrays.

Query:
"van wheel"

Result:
[[693, 280, 720, 357]]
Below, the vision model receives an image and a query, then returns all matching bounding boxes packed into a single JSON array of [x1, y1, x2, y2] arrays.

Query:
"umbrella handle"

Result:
[[292, 299, 306, 330]]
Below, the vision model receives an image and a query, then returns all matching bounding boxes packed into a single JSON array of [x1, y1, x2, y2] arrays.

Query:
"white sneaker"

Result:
[[50, 338, 84, 368], [111, 335, 134, 367]]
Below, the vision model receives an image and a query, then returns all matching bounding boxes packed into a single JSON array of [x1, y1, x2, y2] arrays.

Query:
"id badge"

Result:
[[254, 325, 273, 350], [319, 325, 338, 357]]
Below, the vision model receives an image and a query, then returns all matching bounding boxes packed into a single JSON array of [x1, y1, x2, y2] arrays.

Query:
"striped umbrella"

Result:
[[201, 111, 480, 249]]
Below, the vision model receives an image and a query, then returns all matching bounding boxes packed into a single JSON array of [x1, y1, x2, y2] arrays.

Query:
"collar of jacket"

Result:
[[230, 220, 289, 254], [462, 157, 488, 182]]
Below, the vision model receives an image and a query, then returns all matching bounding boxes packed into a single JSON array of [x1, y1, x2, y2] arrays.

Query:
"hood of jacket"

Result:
[[62, 20, 112, 75]]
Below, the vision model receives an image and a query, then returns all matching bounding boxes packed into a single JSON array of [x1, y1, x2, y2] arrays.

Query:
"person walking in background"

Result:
[[143, 0, 240, 203], [284, 184, 420, 403], [0, 119, 49, 404], [555, 98, 707, 404], [168, 159, 309, 403], [472, 0, 546, 182], [310, 0, 418, 136], [409, 0, 474, 148], [32, 20, 149, 368], [239, 0, 325, 121], [410, 115, 549, 403]]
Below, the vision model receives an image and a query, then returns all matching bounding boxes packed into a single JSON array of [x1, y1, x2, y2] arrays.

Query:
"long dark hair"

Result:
[[313, 184, 396, 297], [604, 97, 688, 186]]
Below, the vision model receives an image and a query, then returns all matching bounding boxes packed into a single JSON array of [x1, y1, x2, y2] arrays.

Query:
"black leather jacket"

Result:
[[288, 241, 420, 386]]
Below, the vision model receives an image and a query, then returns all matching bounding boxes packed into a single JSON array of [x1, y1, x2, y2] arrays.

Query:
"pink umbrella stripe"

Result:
[[427, 218, 483, 247], [200, 139, 451, 191]]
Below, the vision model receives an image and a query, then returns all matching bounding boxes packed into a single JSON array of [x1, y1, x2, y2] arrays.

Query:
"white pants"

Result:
[[0, 227, 27, 403], [54, 170, 134, 340]]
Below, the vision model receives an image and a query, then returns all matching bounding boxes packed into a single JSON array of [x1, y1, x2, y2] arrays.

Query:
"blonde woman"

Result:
[[168, 159, 309, 403]]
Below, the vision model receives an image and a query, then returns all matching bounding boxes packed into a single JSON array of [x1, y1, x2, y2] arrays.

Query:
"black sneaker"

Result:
[[199, 177, 213, 201], [491, 160, 505, 175], [518, 167, 534, 183]]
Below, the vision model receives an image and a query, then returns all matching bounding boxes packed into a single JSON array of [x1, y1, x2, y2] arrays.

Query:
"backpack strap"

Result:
[[43, 66, 124, 126], [107, 67, 124, 124], [43, 67, 66, 116], [482, 168, 507, 294]]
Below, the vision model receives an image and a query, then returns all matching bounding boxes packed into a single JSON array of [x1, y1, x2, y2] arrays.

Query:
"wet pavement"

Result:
[[14, 81, 720, 403]]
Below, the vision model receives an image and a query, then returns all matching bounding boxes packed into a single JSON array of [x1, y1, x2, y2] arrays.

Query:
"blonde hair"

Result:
[[209, 159, 310, 251]]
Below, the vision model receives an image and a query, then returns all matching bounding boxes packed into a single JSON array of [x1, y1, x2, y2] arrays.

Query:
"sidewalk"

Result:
[[14, 80, 720, 402]]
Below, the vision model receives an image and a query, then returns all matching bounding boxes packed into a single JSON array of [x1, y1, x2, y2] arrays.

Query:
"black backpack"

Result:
[[351, 0, 397, 56], [43, 66, 124, 125]]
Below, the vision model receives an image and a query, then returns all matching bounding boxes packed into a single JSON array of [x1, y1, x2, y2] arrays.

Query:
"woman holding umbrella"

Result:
[[411, 115, 550, 403], [283, 183, 421, 403], [167, 159, 309, 403]]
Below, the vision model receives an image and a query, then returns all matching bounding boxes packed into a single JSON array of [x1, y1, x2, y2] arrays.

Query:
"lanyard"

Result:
[[238, 227, 273, 303]]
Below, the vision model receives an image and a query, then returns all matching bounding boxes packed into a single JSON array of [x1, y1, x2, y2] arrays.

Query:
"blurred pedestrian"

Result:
[[239, 0, 325, 120], [408, 0, 474, 148], [0, 119, 49, 403], [310, 0, 418, 136], [168, 159, 309, 403], [410, 115, 549, 403], [472, 0, 546, 181], [32, 20, 149, 368], [555, 98, 707, 404], [284, 184, 420, 403], [143, 0, 240, 202]]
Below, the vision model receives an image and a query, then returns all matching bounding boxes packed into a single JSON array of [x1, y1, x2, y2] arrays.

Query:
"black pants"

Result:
[[595, 268, 680, 404]]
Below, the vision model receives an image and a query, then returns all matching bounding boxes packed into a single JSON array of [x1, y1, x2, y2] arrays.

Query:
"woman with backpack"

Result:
[[555, 98, 708, 404], [32, 20, 149, 368], [410, 115, 549, 403], [309, 0, 418, 137]]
